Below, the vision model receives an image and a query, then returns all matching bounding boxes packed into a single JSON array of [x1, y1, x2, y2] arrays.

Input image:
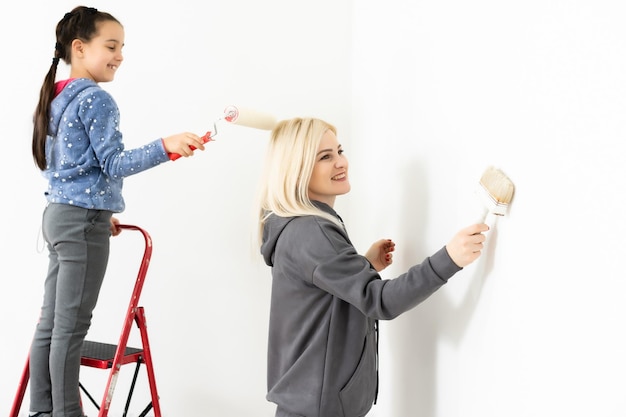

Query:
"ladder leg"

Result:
[[135, 307, 162, 417], [9, 355, 30, 417], [96, 365, 120, 417]]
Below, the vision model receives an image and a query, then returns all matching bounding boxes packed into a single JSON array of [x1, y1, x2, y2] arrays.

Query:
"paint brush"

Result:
[[477, 166, 515, 229]]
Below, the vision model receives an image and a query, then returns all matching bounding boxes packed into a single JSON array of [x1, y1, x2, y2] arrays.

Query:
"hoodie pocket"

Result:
[[338, 329, 377, 417]]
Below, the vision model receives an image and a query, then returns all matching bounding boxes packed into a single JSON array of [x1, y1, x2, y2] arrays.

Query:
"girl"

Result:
[[28, 6, 206, 417], [257, 118, 488, 417]]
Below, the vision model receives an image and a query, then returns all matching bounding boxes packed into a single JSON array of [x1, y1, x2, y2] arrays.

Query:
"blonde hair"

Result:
[[256, 117, 342, 246]]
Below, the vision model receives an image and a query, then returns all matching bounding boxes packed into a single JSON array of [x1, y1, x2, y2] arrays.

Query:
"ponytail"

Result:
[[32, 58, 59, 170]]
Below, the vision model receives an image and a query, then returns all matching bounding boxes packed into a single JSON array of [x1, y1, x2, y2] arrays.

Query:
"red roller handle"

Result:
[[168, 132, 213, 161]]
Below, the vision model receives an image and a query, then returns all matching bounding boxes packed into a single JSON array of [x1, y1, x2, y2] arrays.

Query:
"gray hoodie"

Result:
[[260, 201, 462, 417]]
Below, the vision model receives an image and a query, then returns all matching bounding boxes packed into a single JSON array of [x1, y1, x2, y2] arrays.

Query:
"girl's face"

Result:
[[308, 129, 350, 207], [70, 20, 124, 83]]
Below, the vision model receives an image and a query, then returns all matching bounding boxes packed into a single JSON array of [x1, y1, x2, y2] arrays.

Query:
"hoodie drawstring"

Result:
[[374, 319, 379, 404]]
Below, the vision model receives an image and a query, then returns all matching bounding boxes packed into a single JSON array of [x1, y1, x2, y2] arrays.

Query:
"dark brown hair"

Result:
[[32, 6, 120, 170]]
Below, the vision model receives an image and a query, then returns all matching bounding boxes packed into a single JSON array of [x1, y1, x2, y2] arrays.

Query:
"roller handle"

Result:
[[168, 132, 213, 161]]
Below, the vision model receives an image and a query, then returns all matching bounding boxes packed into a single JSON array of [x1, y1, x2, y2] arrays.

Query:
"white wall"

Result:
[[3, 1, 626, 416], [350, 1, 626, 417]]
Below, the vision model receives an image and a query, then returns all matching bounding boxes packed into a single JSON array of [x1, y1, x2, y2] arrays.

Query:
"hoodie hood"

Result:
[[49, 78, 99, 137], [260, 201, 341, 268]]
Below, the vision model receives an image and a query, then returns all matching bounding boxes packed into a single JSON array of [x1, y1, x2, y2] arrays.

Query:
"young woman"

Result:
[[257, 117, 488, 417], [28, 6, 206, 417]]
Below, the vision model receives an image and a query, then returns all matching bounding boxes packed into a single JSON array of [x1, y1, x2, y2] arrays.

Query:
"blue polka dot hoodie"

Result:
[[43, 78, 170, 212]]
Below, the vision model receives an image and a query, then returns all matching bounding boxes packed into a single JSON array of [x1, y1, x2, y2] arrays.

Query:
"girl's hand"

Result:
[[110, 216, 122, 237], [365, 239, 396, 272], [162, 132, 206, 158], [445, 223, 489, 267]]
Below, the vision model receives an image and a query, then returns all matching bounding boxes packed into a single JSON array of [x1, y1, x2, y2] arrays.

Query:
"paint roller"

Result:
[[168, 105, 277, 160]]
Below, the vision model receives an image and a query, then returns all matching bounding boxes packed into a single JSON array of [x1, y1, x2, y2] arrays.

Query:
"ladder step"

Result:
[[81, 340, 144, 369]]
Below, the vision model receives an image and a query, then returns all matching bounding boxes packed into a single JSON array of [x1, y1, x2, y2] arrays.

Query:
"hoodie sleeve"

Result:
[[79, 87, 169, 178], [280, 215, 461, 320]]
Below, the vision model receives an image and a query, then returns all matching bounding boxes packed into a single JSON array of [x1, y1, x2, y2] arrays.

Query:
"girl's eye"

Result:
[[338, 149, 344, 155]]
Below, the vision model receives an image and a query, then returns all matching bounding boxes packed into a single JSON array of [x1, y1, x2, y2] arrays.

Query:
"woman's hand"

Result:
[[445, 223, 489, 267], [365, 239, 396, 272]]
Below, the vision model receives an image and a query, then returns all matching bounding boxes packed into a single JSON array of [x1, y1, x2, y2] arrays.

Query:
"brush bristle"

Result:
[[479, 166, 515, 204]]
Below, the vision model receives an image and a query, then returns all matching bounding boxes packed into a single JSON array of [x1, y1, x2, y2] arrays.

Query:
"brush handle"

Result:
[[483, 212, 499, 230], [168, 132, 213, 161]]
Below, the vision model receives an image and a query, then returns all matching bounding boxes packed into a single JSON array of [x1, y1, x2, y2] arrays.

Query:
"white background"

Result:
[[2, 1, 625, 416]]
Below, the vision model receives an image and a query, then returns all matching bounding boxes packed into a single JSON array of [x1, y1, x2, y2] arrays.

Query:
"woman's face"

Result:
[[308, 129, 350, 207]]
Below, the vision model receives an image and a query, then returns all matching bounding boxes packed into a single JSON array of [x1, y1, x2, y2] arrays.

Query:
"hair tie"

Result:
[[52, 57, 60, 65]]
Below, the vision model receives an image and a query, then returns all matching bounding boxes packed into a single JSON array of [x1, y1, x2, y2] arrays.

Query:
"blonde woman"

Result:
[[258, 118, 488, 417]]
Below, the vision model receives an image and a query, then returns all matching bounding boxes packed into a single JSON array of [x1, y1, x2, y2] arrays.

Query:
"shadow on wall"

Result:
[[387, 159, 500, 416]]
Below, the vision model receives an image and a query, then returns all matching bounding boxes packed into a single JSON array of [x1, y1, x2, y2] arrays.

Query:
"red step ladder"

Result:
[[10, 224, 162, 417]]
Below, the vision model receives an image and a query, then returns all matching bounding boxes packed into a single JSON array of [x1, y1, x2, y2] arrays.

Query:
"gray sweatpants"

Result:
[[29, 203, 113, 417]]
